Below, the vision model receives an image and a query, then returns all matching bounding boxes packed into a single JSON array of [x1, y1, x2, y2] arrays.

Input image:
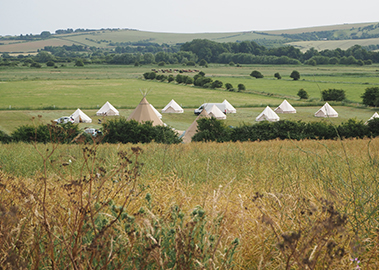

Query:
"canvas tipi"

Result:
[[256, 106, 280, 122], [274, 100, 296, 114], [70, 109, 92, 123], [222, 99, 237, 113], [208, 104, 226, 120], [127, 97, 164, 126], [314, 102, 338, 118], [162, 99, 184, 113], [150, 104, 162, 119], [182, 109, 211, 143], [96, 101, 119, 116]]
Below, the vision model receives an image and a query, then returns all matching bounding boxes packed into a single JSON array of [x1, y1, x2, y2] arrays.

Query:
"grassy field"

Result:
[[1, 64, 379, 133], [1, 139, 379, 268]]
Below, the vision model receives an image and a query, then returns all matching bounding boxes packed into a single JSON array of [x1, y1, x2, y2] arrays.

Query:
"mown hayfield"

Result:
[[1, 139, 379, 268]]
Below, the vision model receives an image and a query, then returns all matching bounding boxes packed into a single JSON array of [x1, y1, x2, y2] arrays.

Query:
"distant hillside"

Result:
[[1, 22, 379, 54]]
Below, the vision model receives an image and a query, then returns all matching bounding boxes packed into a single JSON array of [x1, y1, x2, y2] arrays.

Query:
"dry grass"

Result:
[[1, 138, 379, 268]]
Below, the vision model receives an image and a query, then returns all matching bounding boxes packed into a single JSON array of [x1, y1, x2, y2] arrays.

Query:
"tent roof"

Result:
[[96, 101, 119, 116], [256, 106, 280, 122], [208, 104, 226, 119], [222, 99, 237, 113], [162, 99, 184, 113], [314, 102, 338, 117], [70, 108, 92, 123], [150, 104, 162, 119], [182, 109, 210, 143], [127, 97, 164, 126], [366, 112, 379, 124], [274, 99, 296, 114]]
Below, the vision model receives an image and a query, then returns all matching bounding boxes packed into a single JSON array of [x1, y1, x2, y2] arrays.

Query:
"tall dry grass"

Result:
[[1, 138, 379, 268]]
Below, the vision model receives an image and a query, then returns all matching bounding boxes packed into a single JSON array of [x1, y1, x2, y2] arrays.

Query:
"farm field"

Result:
[[1, 64, 379, 133]]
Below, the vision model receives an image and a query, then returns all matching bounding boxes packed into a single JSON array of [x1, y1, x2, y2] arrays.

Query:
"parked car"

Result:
[[84, 128, 102, 137], [54, 116, 74, 124]]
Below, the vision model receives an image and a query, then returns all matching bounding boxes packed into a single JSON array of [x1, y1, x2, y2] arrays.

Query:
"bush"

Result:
[[158, 61, 165, 66], [46, 61, 55, 67], [102, 118, 181, 144], [237, 84, 246, 92], [250, 70, 264, 78], [199, 59, 208, 66], [361, 87, 379, 107], [225, 83, 233, 90], [211, 80, 223, 89], [0, 130, 11, 143], [321, 89, 346, 101], [290, 70, 300, 80], [192, 117, 232, 142], [337, 118, 369, 139], [297, 89, 309, 99], [186, 61, 196, 66], [274, 72, 281, 79]]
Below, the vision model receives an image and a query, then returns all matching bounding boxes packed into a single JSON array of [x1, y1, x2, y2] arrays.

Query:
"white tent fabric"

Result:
[[365, 112, 379, 124], [150, 104, 162, 119], [222, 99, 237, 113], [314, 102, 338, 118], [256, 106, 280, 122], [274, 100, 296, 114], [70, 109, 92, 123], [208, 104, 226, 119], [162, 99, 184, 113], [96, 101, 119, 116]]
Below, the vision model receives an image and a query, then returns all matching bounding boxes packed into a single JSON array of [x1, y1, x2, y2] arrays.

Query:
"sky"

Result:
[[1, 0, 379, 36]]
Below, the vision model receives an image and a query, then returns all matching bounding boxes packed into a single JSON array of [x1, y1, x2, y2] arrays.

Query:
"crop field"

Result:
[[1, 139, 379, 268]]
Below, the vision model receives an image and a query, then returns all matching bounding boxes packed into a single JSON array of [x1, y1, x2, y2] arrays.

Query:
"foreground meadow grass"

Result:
[[1, 139, 379, 268]]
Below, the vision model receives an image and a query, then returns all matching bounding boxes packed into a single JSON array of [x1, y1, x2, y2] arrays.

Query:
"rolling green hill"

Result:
[[1, 22, 379, 54]]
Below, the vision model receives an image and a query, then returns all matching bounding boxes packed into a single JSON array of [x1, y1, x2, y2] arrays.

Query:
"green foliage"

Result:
[[274, 72, 281, 79], [74, 59, 84, 66], [250, 70, 264, 78], [167, 74, 174, 83], [158, 61, 165, 66], [290, 70, 300, 80], [361, 87, 379, 107], [198, 59, 208, 66], [11, 123, 80, 143], [237, 83, 246, 92], [192, 117, 232, 142], [0, 130, 11, 143], [321, 89, 346, 101], [186, 61, 196, 66], [337, 118, 369, 138], [367, 118, 379, 136], [102, 118, 181, 144], [211, 80, 223, 89], [30, 62, 42, 68], [225, 83, 233, 90], [46, 61, 55, 67], [297, 88, 309, 99]]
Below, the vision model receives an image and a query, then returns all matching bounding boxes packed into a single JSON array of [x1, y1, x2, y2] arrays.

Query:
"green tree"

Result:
[[75, 59, 84, 66], [211, 80, 223, 89], [361, 87, 379, 107], [237, 84, 246, 92], [192, 117, 231, 142], [297, 89, 309, 99], [199, 59, 208, 66], [274, 72, 281, 79], [290, 70, 300, 80], [321, 89, 346, 101], [225, 83, 233, 91], [250, 70, 264, 78], [158, 61, 165, 66]]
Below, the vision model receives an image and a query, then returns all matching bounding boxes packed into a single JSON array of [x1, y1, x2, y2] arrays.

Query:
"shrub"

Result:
[[167, 74, 174, 83], [290, 70, 300, 80], [225, 83, 233, 91], [192, 117, 232, 142], [322, 89, 346, 101], [274, 72, 281, 79], [337, 118, 369, 139], [250, 70, 264, 78], [237, 84, 246, 92], [211, 80, 223, 89], [198, 59, 208, 66], [297, 89, 309, 99], [186, 61, 196, 66], [102, 118, 181, 144], [46, 61, 55, 67], [0, 130, 11, 143], [361, 87, 379, 107], [184, 76, 194, 85]]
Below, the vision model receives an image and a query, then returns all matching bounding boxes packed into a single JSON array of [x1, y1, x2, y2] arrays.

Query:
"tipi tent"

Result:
[[274, 100, 296, 114], [70, 109, 92, 123], [96, 101, 119, 116], [208, 104, 226, 120], [222, 99, 237, 113], [150, 104, 162, 119], [256, 106, 280, 122], [182, 109, 210, 143], [162, 99, 184, 113], [365, 112, 379, 124], [127, 97, 164, 126], [314, 102, 338, 118]]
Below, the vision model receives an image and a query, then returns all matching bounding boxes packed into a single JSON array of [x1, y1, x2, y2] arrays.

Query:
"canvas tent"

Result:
[[256, 106, 280, 122], [365, 112, 379, 124], [182, 109, 211, 143], [96, 101, 119, 116], [162, 99, 184, 113], [70, 109, 92, 123], [274, 100, 296, 114], [127, 97, 164, 126], [222, 99, 237, 113], [314, 102, 338, 118], [208, 104, 226, 120], [150, 104, 162, 119]]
